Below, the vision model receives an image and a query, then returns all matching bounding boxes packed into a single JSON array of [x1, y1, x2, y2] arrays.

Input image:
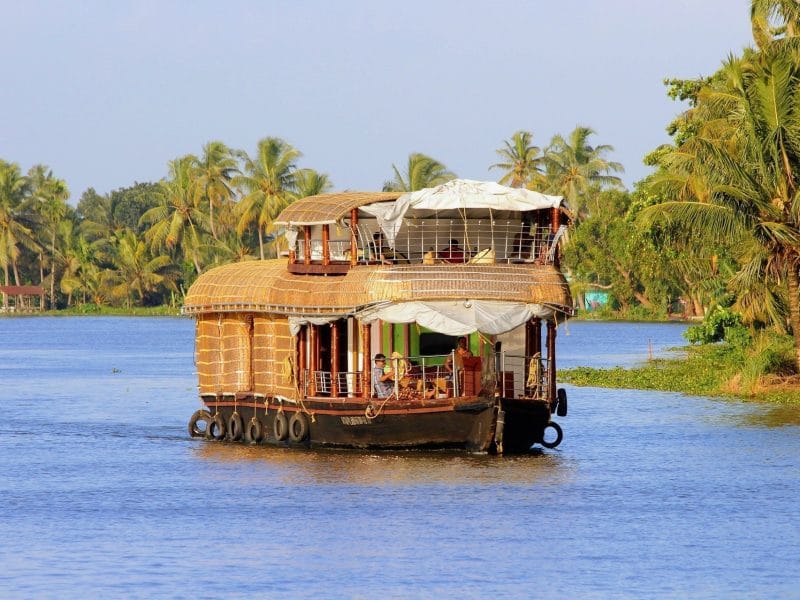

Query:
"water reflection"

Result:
[[741, 402, 800, 427], [193, 441, 569, 486]]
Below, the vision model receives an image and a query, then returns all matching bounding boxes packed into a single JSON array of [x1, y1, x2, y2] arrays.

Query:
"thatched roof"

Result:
[[182, 260, 571, 316], [274, 192, 403, 226]]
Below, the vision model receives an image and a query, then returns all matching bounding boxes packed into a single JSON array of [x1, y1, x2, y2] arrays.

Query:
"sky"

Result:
[[1, 0, 754, 203]]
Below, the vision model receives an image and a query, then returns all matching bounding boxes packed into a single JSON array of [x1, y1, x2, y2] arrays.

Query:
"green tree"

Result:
[[235, 137, 301, 260], [141, 156, 208, 275], [382, 153, 456, 192], [195, 141, 238, 240], [295, 168, 332, 198], [490, 130, 546, 188], [0, 160, 36, 295], [751, 0, 800, 48], [643, 49, 800, 369], [544, 126, 624, 220], [27, 166, 70, 308], [107, 228, 176, 307]]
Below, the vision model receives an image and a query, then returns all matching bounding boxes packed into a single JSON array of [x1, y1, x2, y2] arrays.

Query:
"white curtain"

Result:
[[356, 300, 553, 336]]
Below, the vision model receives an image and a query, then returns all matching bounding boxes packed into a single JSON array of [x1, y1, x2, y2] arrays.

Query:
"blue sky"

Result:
[[1, 1, 752, 202]]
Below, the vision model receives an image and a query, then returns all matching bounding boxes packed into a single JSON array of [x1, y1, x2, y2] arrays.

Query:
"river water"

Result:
[[0, 317, 798, 598]]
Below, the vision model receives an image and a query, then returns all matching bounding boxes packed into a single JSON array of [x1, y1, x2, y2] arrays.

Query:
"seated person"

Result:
[[372, 353, 394, 398], [370, 232, 408, 264], [438, 239, 467, 263]]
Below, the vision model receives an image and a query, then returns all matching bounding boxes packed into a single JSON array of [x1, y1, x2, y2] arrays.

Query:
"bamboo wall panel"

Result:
[[220, 315, 252, 392], [196, 316, 222, 394], [253, 316, 297, 398]]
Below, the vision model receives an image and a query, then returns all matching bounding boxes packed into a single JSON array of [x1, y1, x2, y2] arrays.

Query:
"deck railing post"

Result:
[[361, 322, 371, 398], [331, 321, 339, 397]]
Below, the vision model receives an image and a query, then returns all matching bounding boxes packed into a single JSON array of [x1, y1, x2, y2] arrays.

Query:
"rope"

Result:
[[365, 394, 391, 420]]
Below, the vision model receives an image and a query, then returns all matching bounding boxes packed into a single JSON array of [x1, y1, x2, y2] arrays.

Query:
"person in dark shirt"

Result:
[[372, 353, 394, 398], [438, 239, 466, 263]]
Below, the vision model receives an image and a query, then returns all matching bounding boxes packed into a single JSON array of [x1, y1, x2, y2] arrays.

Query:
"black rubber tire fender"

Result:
[[227, 412, 244, 441], [288, 412, 309, 443], [208, 413, 226, 441], [541, 421, 563, 449], [245, 416, 263, 444], [188, 409, 212, 438], [556, 388, 568, 417], [273, 411, 288, 442]]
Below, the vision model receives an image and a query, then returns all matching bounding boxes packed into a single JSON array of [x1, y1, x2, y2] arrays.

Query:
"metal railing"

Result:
[[301, 350, 552, 401], [294, 221, 565, 266], [496, 352, 551, 400]]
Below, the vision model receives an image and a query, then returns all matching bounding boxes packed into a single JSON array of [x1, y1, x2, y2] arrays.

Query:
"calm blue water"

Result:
[[1, 317, 798, 598]]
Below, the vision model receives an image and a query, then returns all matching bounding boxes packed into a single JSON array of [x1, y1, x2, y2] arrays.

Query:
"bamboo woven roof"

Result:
[[274, 192, 403, 226], [183, 260, 571, 316]]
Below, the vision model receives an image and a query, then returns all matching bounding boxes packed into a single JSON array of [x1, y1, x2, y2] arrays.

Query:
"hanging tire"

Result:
[[273, 412, 288, 442], [540, 421, 563, 449], [556, 388, 568, 417], [245, 417, 263, 444], [208, 413, 226, 441], [227, 412, 244, 441], [288, 412, 309, 443], [188, 409, 212, 438]]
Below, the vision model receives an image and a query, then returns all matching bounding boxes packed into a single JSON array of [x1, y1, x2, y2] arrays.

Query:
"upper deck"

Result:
[[273, 179, 570, 275]]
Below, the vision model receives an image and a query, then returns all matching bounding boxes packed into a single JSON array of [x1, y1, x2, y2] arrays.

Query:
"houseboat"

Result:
[[182, 179, 572, 453]]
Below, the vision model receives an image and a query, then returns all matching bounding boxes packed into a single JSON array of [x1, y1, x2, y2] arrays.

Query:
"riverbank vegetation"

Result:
[[3, 3, 800, 397], [0, 127, 622, 313]]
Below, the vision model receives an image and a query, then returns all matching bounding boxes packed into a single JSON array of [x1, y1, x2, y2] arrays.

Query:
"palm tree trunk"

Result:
[[50, 229, 56, 309], [258, 228, 264, 260], [786, 265, 800, 372]]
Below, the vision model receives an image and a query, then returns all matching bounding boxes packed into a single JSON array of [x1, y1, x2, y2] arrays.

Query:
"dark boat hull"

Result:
[[194, 394, 556, 453]]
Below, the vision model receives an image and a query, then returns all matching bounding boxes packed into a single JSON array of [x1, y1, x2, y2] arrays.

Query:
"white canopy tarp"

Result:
[[288, 314, 340, 336], [380, 179, 564, 245], [356, 300, 555, 336]]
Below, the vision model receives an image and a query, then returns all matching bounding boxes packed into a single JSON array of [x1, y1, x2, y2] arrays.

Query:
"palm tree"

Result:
[[195, 141, 238, 240], [751, 0, 800, 48], [490, 131, 546, 188], [544, 126, 624, 220], [140, 156, 208, 274], [0, 160, 36, 297], [382, 153, 456, 192], [234, 137, 301, 260], [27, 167, 69, 308], [108, 228, 176, 308], [642, 51, 800, 369], [295, 168, 332, 198]]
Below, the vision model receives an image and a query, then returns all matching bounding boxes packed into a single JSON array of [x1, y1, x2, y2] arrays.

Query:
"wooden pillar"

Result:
[[308, 324, 318, 395], [361, 322, 372, 398], [403, 323, 411, 358], [388, 323, 395, 354], [350, 208, 359, 268], [298, 327, 307, 396], [331, 321, 339, 397], [546, 320, 557, 403], [322, 224, 330, 266], [303, 226, 312, 266], [532, 317, 542, 356], [525, 320, 535, 358]]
